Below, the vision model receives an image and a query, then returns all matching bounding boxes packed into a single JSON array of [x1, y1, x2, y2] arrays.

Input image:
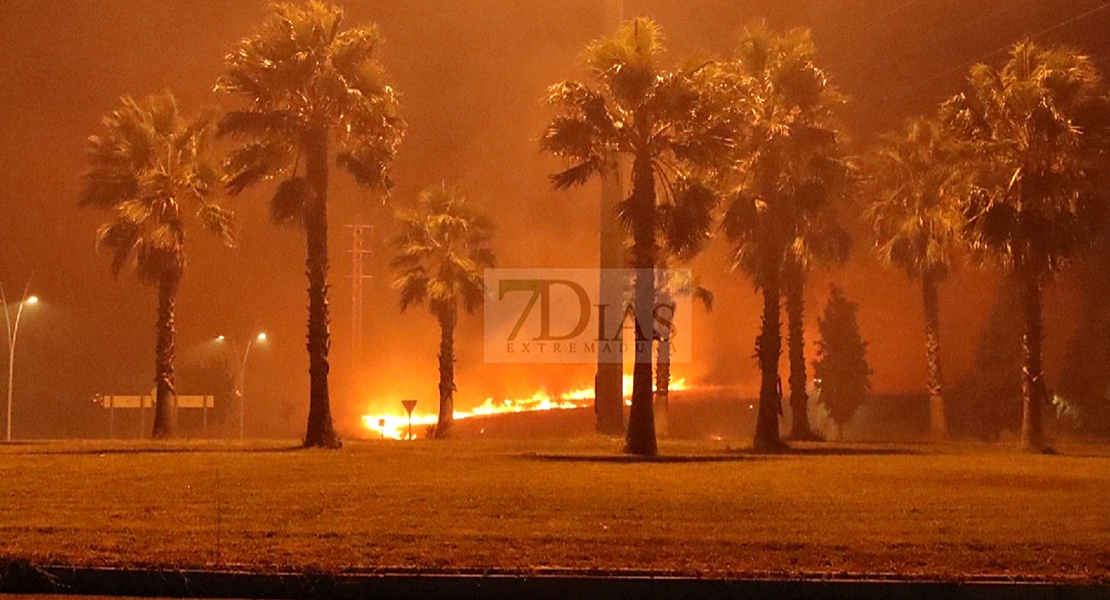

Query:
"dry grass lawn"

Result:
[[1, 438, 1108, 581]]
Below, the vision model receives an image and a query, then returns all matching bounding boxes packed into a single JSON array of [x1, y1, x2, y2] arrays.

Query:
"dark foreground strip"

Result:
[[1, 562, 1107, 600]]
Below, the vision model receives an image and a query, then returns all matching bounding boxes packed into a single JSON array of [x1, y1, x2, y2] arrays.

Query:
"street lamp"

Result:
[[2, 281, 39, 442], [218, 332, 267, 440]]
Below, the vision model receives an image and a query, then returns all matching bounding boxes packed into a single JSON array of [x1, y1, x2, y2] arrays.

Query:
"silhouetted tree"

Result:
[[813, 285, 871, 440], [1055, 322, 1110, 438], [865, 117, 968, 439], [948, 280, 1023, 440], [80, 92, 236, 439], [722, 22, 851, 451], [217, 1, 405, 448], [391, 185, 495, 439], [941, 41, 1109, 451], [541, 18, 733, 455], [1055, 240, 1110, 438], [177, 356, 237, 433]]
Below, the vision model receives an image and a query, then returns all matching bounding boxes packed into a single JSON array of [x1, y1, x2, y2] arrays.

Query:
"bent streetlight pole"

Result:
[[239, 340, 251, 441], [2, 279, 37, 443], [225, 332, 266, 441]]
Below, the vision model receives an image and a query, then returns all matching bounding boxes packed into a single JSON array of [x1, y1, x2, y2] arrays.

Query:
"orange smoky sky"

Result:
[[1, 1, 1106, 437]]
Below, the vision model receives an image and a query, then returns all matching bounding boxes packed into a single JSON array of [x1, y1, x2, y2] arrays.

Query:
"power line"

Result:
[[869, 1, 1110, 106], [855, 0, 930, 33], [1027, 1, 1110, 40], [834, 0, 1032, 86]]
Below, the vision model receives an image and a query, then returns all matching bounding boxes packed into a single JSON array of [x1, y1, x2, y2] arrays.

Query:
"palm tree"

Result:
[[391, 185, 495, 439], [782, 211, 850, 441], [652, 267, 712, 438], [721, 23, 850, 451], [865, 117, 967, 439], [941, 41, 1109, 451], [217, 1, 405, 448], [79, 92, 235, 439], [541, 18, 733, 456]]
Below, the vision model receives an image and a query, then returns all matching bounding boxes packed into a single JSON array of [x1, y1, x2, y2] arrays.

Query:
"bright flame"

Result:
[[361, 374, 691, 440]]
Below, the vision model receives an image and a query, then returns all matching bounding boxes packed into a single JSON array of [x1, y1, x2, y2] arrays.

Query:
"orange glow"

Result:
[[361, 374, 690, 440]]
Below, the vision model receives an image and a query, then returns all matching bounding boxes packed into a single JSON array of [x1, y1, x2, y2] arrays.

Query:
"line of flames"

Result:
[[361, 375, 687, 440]]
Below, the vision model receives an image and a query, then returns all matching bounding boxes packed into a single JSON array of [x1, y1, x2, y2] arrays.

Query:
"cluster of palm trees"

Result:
[[78, 2, 1109, 454], [81, 2, 404, 446], [544, 20, 1110, 454], [869, 42, 1109, 451], [80, 2, 499, 447], [543, 19, 855, 454]]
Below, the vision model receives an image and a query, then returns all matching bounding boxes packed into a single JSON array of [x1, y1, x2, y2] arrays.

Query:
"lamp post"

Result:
[[218, 332, 267, 440], [2, 280, 38, 442]]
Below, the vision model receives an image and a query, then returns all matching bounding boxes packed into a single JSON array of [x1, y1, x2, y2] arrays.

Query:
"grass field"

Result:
[[1, 438, 1108, 582]]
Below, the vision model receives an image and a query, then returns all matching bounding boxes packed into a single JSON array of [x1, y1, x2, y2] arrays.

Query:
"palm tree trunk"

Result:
[[785, 265, 815, 441], [302, 125, 340, 449], [654, 332, 670, 439], [922, 270, 947, 439], [624, 153, 658, 456], [754, 251, 784, 452], [435, 307, 456, 439], [1019, 270, 1046, 451], [595, 156, 625, 436], [152, 270, 179, 439]]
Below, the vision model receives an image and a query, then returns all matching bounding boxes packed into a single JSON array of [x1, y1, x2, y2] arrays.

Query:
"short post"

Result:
[[401, 399, 418, 441], [378, 418, 386, 440]]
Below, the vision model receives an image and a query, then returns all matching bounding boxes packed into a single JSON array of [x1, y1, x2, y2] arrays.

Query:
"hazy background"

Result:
[[2, 0, 1107, 438]]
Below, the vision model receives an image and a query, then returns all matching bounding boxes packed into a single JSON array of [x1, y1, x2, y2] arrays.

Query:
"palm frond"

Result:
[[549, 158, 603, 190], [82, 91, 233, 285], [218, 0, 404, 198], [583, 18, 663, 105], [943, 40, 1105, 278], [335, 144, 393, 191], [540, 115, 607, 160], [223, 138, 294, 195], [196, 203, 237, 247], [661, 177, 718, 258], [217, 110, 301, 139], [94, 220, 141, 278], [390, 184, 496, 318], [270, 177, 312, 227], [79, 172, 139, 209]]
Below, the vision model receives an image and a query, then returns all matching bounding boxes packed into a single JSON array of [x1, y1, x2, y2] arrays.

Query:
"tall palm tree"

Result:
[[782, 210, 850, 441], [541, 18, 733, 456], [216, 1, 405, 448], [80, 92, 235, 439], [865, 117, 967, 439], [391, 185, 495, 439], [722, 23, 850, 451], [941, 41, 1109, 451]]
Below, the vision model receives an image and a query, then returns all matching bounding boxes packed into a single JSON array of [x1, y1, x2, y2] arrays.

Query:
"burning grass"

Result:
[[359, 374, 687, 439], [0, 439, 1108, 581]]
